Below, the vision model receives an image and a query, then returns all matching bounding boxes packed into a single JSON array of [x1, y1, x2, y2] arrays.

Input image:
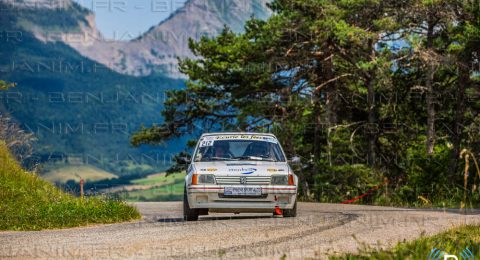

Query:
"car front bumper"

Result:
[[186, 185, 297, 212]]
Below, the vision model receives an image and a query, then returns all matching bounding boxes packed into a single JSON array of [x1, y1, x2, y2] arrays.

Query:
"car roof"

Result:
[[200, 132, 278, 138]]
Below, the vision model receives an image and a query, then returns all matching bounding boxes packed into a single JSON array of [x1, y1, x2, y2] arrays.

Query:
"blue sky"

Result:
[[73, 0, 187, 40]]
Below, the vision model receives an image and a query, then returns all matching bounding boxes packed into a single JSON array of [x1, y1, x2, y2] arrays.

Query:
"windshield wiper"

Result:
[[233, 156, 277, 162], [205, 157, 239, 161]]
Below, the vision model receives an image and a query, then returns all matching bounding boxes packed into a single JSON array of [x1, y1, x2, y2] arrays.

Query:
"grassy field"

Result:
[[41, 165, 118, 183], [123, 173, 185, 202], [0, 141, 140, 231], [131, 172, 185, 186], [333, 225, 480, 259]]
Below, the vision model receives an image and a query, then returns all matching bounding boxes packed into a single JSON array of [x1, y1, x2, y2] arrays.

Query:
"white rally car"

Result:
[[182, 132, 298, 220]]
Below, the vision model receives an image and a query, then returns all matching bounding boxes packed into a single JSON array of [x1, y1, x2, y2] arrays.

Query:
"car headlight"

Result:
[[271, 175, 288, 185], [198, 174, 216, 184]]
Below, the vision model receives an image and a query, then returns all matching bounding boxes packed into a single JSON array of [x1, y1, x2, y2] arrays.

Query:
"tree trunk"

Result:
[[367, 39, 376, 167], [448, 64, 468, 175], [310, 58, 331, 198], [325, 90, 337, 167], [425, 63, 436, 155], [367, 76, 376, 167], [313, 97, 323, 160], [425, 21, 436, 155], [324, 56, 337, 166]]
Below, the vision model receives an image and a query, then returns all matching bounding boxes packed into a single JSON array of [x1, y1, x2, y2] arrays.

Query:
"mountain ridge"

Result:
[[10, 0, 272, 78]]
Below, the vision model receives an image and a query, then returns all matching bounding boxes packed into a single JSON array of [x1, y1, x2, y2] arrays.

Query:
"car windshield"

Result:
[[194, 136, 286, 162]]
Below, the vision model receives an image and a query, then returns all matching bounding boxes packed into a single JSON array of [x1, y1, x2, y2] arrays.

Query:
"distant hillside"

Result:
[[7, 0, 272, 78], [0, 1, 186, 176]]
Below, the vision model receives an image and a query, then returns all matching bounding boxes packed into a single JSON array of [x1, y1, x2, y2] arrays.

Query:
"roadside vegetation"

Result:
[[0, 141, 140, 231], [333, 225, 480, 259]]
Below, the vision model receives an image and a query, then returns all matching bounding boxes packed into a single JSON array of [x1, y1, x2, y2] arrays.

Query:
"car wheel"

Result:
[[183, 185, 199, 221], [283, 200, 297, 217]]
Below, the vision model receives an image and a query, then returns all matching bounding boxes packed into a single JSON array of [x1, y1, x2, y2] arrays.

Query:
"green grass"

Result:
[[332, 225, 480, 259], [41, 165, 118, 183], [124, 172, 185, 202], [124, 182, 184, 202], [131, 172, 185, 185], [0, 142, 141, 231]]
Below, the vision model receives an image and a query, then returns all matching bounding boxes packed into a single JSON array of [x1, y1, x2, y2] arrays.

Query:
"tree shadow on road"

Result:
[[155, 215, 273, 223]]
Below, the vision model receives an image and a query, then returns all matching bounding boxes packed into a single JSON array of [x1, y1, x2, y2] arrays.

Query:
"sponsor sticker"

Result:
[[228, 168, 257, 174], [200, 168, 218, 172]]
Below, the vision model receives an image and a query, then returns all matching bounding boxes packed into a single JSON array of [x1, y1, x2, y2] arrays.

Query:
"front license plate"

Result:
[[224, 187, 262, 196]]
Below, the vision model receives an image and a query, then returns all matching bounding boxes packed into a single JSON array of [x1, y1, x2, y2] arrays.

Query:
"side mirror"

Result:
[[289, 156, 301, 164], [176, 156, 191, 165]]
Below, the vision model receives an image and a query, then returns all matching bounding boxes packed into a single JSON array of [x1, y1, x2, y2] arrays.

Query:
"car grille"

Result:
[[215, 176, 271, 185]]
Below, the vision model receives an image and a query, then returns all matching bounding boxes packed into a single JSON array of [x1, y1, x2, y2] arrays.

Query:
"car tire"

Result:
[[183, 186, 199, 221], [283, 200, 297, 217]]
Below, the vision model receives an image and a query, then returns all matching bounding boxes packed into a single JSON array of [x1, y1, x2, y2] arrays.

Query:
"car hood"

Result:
[[192, 161, 289, 176]]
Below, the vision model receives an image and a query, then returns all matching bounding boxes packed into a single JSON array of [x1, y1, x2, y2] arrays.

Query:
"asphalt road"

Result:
[[1, 202, 479, 259]]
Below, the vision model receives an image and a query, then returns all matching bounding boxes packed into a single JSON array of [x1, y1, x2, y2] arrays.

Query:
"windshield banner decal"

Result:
[[202, 135, 278, 143]]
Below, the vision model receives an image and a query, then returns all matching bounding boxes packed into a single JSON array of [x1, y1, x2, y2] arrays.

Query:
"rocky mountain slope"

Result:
[[9, 0, 272, 78], [73, 0, 271, 77]]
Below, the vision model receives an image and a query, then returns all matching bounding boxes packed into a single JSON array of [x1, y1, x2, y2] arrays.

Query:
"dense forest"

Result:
[[132, 0, 480, 207]]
